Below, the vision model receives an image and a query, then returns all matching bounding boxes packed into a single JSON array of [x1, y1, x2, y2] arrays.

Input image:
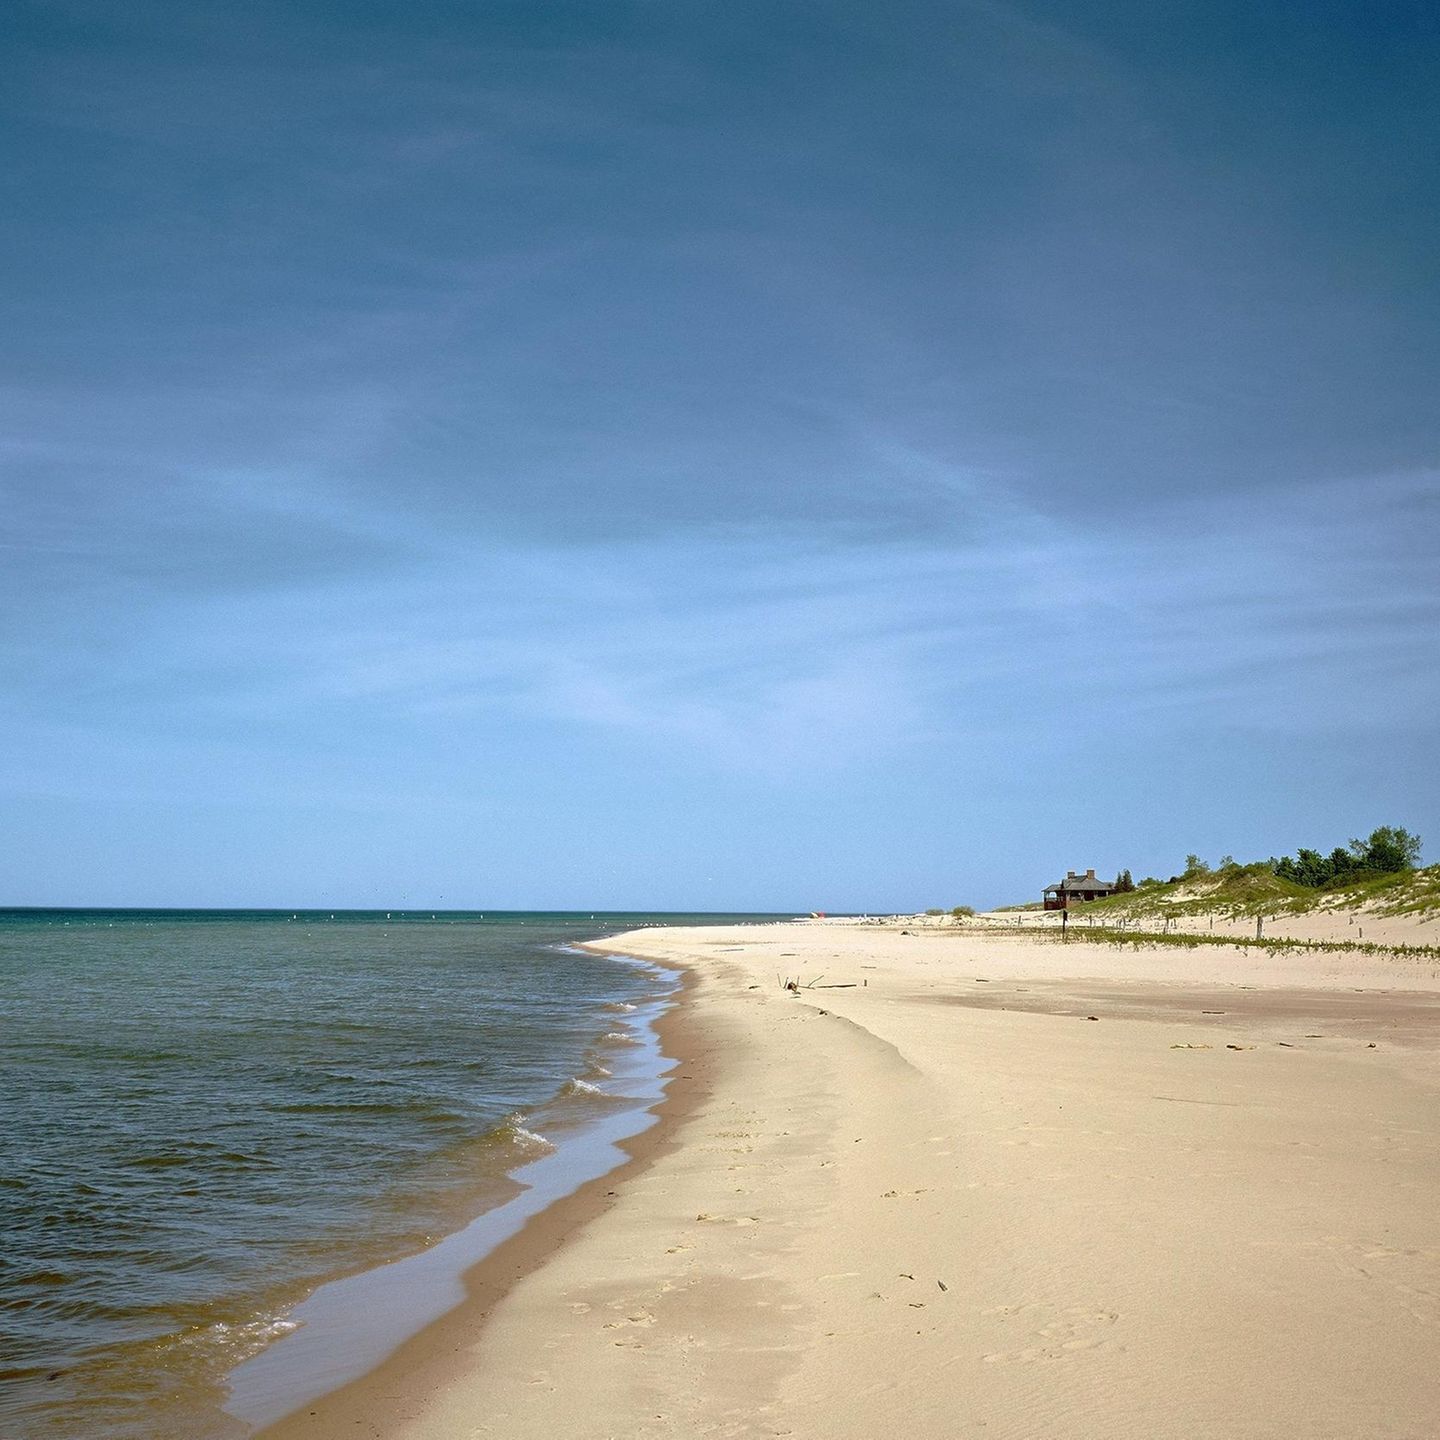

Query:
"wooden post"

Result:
[[1256, 915, 1263, 941]]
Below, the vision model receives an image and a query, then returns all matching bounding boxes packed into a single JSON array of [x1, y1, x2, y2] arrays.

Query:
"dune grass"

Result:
[[1065, 863, 1440, 922], [1038, 922, 1440, 962]]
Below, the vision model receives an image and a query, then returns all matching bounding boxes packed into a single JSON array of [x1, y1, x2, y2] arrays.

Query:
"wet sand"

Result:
[[260, 923, 1440, 1439]]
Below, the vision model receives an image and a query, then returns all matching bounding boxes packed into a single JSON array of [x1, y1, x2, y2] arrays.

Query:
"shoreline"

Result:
[[252, 954, 712, 1439], [257, 922, 1440, 1439]]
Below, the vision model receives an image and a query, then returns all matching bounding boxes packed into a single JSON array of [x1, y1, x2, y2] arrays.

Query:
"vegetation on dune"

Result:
[[1075, 868, 1302, 920], [1271, 826, 1422, 888], [1320, 864, 1440, 916], [1047, 924, 1440, 961], [1065, 826, 1433, 921]]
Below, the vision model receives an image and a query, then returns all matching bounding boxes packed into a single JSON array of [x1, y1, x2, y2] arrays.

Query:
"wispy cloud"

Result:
[[5, 468, 1434, 798]]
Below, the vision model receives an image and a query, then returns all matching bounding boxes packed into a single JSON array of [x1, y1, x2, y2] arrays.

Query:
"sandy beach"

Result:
[[261, 921, 1440, 1439]]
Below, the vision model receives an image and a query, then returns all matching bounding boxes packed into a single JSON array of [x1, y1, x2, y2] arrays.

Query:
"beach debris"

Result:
[[1086, 1015, 1099, 1021], [1368, 1042, 1377, 1047], [1170, 1043, 1212, 1049], [1276, 1042, 1295, 1047], [900, 1272, 915, 1279], [1226, 1044, 1255, 1051], [937, 1280, 949, 1291], [1201, 1010, 1225, 1015]]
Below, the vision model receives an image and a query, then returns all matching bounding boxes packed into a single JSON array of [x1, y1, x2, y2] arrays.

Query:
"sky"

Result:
[[2, 0, 1437, 910]]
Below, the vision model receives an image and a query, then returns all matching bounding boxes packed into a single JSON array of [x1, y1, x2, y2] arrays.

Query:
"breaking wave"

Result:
[[494, 1114, 554, 1155]]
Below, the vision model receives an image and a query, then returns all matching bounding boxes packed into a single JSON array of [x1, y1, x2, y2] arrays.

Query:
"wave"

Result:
[[601, 1029, 640, 1045], [560, 1078, 610, 1100], [602, 1001, 638, 1014], [163, 1314, 300, 1362], [122, 1148, 281, 1172], [492, 1113, 554, 1156]]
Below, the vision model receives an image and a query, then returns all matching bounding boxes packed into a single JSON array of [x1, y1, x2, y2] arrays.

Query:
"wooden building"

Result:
[[1042, 868, 1118, 910]]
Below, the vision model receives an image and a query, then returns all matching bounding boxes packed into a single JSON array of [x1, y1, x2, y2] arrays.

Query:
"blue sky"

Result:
[[3, 0, 1436, 909]]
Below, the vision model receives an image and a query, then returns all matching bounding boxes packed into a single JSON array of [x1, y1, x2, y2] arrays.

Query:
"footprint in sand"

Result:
[[981, 1306, 1120, 1364]]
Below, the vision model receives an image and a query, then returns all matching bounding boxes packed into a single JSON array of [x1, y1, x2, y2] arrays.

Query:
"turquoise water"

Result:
[[0, 910, 780, 1438]]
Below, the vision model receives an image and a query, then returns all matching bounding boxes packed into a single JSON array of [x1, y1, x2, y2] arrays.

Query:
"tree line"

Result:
[[1112, 826, 1424, 893], [1270, 826, 1422, 888]]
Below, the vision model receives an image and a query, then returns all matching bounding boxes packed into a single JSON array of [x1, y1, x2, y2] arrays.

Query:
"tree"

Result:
[[1275, 826, 1423, 887], [1183, 854, 1211, 880], [1114, 869, 1135, 893], [1293, 848, 1328, 886], [1351, 826, 1423, 874]]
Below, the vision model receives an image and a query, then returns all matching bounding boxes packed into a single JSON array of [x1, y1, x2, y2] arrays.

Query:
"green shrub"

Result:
[[1273, 826, 1423, 888]]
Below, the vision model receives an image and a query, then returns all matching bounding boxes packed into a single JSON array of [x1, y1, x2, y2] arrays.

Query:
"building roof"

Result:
[[1044, 873, 1118, 893]]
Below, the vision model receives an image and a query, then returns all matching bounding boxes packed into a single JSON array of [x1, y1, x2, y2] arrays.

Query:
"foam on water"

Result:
[[497, 1116, 554, 1155]]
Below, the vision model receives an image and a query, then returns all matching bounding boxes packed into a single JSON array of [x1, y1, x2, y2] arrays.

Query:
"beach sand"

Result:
[[260, 923, 1440, 1439]]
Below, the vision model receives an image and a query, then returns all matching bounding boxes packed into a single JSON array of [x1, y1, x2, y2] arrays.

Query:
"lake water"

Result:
[[0, 909, 780, 1438]]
